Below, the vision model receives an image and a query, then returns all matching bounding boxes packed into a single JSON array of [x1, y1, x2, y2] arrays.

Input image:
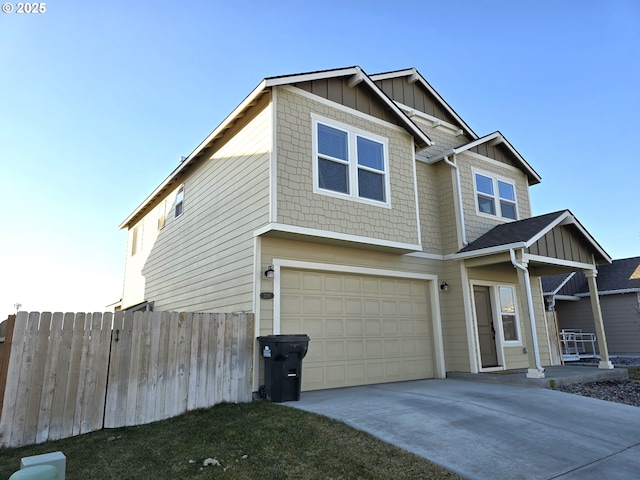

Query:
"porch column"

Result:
[[584, 269, 613, 369]]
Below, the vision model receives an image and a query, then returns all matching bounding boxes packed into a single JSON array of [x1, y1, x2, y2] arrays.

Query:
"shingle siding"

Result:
[[276, 86, 420, 246]]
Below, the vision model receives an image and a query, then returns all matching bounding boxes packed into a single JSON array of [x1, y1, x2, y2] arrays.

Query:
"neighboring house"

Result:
[[118, 66, 614, 394], [543, 257, 640, 355]]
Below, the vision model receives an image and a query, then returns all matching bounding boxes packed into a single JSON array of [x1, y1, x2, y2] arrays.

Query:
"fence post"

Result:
[[0, 315, 16, 419]]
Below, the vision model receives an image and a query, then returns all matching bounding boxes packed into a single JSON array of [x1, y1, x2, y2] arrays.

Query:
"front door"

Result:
[[474, 286, 499, 368]]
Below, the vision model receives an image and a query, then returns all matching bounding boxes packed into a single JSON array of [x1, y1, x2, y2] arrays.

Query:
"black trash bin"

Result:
[[257, 334, 310, 402]]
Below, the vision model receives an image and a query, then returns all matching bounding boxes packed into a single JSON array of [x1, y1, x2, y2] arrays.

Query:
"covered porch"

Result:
[[455, 210, 613, 379]]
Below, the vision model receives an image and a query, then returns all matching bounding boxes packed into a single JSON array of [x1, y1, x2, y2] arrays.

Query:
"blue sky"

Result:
[[1, 0, 639, 314]]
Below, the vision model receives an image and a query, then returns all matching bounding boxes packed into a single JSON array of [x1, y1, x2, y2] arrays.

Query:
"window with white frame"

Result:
[[314, 117, 388, 205], [498, 286, 520, 342], [131, 223, 142, 256], [174, 184, 184, 218], [474, 172, 517, 220], [157, 199, 166, 230]]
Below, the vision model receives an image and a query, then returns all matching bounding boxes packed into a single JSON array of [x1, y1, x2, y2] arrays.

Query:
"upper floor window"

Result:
[[474, 172, 517, 220], [174, 184, 185, 218], [313, 116, 389, 206], [157, 199, 166, 230], [131, 223, 142, 256]]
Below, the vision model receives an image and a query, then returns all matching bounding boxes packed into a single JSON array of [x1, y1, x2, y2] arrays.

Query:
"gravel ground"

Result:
[[556, 357, 640, 408]]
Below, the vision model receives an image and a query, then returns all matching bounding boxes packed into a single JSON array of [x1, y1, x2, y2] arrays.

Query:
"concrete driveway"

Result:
[[285, 379, 640, 479]]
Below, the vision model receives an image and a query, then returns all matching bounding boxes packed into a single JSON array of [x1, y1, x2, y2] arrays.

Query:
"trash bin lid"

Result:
[[258, 334, 310, 343]]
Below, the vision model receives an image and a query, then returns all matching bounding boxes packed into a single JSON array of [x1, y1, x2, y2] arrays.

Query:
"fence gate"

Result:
[[0, 311, 254, 448]]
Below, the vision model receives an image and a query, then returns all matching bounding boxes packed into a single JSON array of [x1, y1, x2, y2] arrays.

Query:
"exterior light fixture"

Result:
[[440, 281, 449, 291], [265, 265, 275, 279]]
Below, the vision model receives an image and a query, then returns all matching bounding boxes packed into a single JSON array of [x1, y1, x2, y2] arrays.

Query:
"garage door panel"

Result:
[[281, 270, 434, 391], [326, 341, 345, 360], [364, 299, 381, 315], [345, 318, 363, 336], [383, 319, 399, 335], [364, 319, 382, 336], [325, 319, 345, 337], [346, 340, 364, 358]]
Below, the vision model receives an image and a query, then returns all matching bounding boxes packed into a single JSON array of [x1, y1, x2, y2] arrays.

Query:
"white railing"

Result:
[[560, 329, 599, 361]]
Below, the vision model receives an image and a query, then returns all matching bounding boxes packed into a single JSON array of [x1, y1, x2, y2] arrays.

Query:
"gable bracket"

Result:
[[348, 71, 365, 88]]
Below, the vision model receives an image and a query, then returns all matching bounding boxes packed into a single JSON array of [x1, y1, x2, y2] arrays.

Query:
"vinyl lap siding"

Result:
[[557, 293, 640, 354], [134, 104, 271, 312]]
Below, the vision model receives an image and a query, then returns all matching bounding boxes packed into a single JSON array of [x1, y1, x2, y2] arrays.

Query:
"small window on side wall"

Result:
[[174, 185, 184, 218], [131, 224, 142, 256]]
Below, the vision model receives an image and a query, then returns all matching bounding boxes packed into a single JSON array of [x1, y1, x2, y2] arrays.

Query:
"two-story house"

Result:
[[118, 66, 613, 394]]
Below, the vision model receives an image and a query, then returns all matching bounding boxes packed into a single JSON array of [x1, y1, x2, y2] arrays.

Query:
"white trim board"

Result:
[[253, 222, 422, 252]]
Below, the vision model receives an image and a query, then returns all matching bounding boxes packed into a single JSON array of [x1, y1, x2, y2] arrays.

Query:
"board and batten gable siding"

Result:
[[528, 227, 593, 265], [275, 86, 420, 246], [557, 293, 640, 355], [373, 76, 461, 128], [293, 77, 402, 127], [457, 151, 531, 245], [122, 103, 272, 312]]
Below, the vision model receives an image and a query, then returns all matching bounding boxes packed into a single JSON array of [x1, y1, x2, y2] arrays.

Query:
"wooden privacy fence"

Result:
[[0, 311, 254, 448]]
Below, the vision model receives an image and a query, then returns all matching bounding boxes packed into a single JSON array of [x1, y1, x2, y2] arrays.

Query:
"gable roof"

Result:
[[456, 210, 611, 264], [541, 272, 575, 295], [370, 68, 478, 140], [543, 257, 640, 296], [119, 66, 432, 229], [425, 131, 542, 186]]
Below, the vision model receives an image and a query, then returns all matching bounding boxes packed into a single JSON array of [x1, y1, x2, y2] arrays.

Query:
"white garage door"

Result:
[[280, 269, 434, 391]]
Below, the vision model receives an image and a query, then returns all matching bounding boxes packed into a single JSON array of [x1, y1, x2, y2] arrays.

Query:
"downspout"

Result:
[[510, 249, 544, 374], [443, 154, 467, 246]]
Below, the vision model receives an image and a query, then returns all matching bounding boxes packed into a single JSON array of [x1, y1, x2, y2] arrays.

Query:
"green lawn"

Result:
[[0, 401, 461, 479], [627, 366, 640, 381]]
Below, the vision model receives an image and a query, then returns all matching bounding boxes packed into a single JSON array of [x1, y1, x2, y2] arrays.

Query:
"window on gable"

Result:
[[157, 199, 166, 230], [174, 185, 184, 218], [131, 224, 142, 256], [314, 117, 388, 205], [474, 172, 517, 220]]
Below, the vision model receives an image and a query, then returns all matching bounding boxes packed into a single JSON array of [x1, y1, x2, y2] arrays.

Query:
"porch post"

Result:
[[584, 269, 613, 369]]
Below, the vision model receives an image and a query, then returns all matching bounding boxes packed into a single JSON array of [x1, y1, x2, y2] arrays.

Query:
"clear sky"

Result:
[[1, 1, 638, 315]]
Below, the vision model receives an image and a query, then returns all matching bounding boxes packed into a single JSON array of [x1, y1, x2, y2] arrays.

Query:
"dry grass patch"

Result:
[[0, 401, 462, 479]]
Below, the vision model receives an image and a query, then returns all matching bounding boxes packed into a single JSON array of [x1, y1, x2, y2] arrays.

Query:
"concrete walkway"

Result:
[[285, 379, 640, 479]]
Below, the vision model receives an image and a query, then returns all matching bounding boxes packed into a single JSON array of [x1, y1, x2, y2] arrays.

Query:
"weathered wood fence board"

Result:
[[0, 311, 254, 448]]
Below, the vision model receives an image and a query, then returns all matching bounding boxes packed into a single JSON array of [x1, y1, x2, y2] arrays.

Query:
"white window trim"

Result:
[[497, 285, 522, 346], [174, 184, 185, 218], [472, 168, 518, 221], [471, 281, 523, 372], [311, 114, 391, 208]]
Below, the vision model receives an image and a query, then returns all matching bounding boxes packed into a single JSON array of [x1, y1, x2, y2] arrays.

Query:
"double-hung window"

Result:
[[174, 184, 185, 218], [474, 172, 517, 220], [498, 286, 520, 343], [314, 116, 389, 205]]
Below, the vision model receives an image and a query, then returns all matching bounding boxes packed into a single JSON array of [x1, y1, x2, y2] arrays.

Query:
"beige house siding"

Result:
[[457, 151, 532, 244], [275, 86, 420, 246], [415, 161, 442, 254], [122, 103, 272, 311], [440, 259, 472, 372]]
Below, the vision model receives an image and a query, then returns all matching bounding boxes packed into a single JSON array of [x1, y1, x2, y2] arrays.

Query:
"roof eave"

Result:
[[119, 79, 269, 229]]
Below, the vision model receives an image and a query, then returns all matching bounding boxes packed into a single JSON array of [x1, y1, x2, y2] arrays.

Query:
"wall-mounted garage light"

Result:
[[264, 265, 275, 279], [440, 281, 449, 291]]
